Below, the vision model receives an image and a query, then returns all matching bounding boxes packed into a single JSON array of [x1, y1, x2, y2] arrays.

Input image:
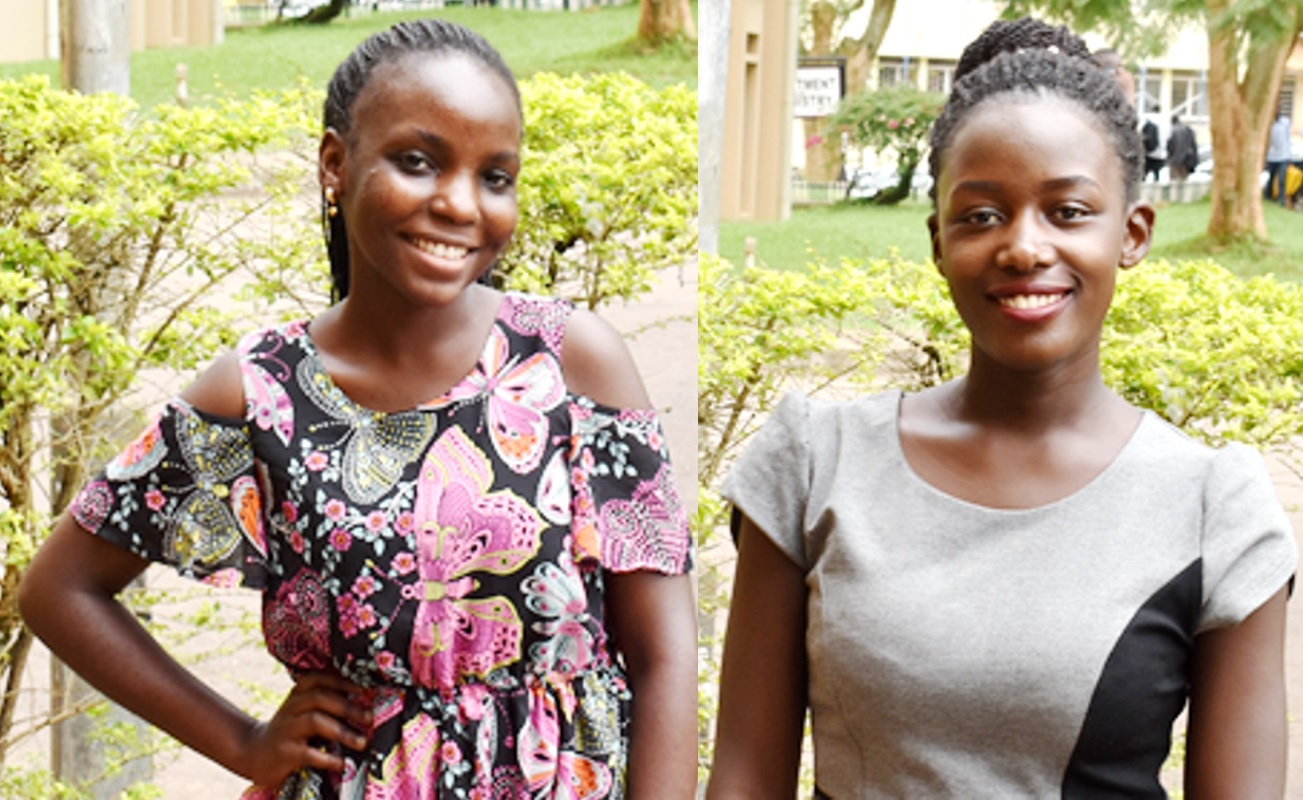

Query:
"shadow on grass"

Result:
[[1150, 233, 1303, 283]]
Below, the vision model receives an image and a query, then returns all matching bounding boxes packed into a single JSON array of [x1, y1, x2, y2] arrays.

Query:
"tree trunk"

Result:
[[1204, 1, 1301, 240], [637, 0, 696, 42], [803, 1, 842, 183], [818, 0, 896, 184], [298, 0, 348, 24], [842, 0, 896, 92]]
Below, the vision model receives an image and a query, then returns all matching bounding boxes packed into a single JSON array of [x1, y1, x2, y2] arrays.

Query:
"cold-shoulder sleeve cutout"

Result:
[[559, 307, 652, 411], [568, 396, 691, 575], [69, 398, 270, 590], [1198, 442, 1297, 633], [719, 393, 811, 571]]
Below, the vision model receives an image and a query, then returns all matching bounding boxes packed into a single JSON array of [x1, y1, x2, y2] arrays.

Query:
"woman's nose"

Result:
[[996, 212, 1054, 272], [431, 172, 478, 223]]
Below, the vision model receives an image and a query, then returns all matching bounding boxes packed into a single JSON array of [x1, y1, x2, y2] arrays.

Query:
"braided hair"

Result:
[[321, 20, 520, 300], [928, 17, 1143, 204]]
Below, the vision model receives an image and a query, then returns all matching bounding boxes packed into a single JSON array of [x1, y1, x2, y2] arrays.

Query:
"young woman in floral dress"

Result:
[[22, 19, 696, 800]]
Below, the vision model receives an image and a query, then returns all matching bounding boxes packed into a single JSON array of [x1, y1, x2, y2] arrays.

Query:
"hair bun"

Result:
[[953, 17, 1093, 84]]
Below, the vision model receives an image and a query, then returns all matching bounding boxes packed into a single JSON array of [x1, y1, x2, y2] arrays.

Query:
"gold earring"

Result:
[[325, 186, 338, 218]]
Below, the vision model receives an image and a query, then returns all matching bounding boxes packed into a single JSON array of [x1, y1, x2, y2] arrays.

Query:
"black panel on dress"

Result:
[[1062, 559, 1201, 798]]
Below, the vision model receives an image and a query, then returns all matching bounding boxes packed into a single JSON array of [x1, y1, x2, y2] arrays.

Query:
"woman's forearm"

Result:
[[20, 519, 262, 779], [624, 650, 698, 798]]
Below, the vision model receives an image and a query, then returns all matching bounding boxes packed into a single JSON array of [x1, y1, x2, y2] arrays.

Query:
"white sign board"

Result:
[[795, 64, 843, 118]]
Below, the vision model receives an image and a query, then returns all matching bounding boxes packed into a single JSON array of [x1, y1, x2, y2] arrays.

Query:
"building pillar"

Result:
[[60, 0, 130, 94], [720, 0, 798, 221], [699, 0, 729, 253]]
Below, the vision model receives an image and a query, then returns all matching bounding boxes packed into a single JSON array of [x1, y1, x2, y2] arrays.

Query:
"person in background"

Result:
[[1266, 110, 1292, 206], [1142, 108, 1165, 182], [1167, 114, 1199, 183]]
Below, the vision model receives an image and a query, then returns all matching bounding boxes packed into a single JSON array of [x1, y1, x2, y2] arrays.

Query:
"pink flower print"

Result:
[[281, 501, 298, 524], [304, 451, 329, 472], [263, 568, 331, 671], [395, 511, 415, 533], [289, 530, 305, 554], [353, 575, 379, 599], [432, 326, 564, 474], [440, 741, 462, 764], [324, 498, 347, 522], [337, 594, 361, 638], [365, 510, 388, 533], [392, 551, 417, 576], [597, 463, 690, 574], [357, 603, 377, 630], [145, 489, 166, 511], [458, 683, 489, 722], [70, 480, 113, 532], [647, 428, 663, 452], [408, 428, 543, 689], [376, 651, 397, 673], [501, 293, 568, 355], [330, 528, 352, 552]]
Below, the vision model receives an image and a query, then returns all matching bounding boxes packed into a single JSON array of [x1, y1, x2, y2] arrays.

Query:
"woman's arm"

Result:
[[19, 353, 372, 788], [1184, 585, 1289, 798], [606, 571, 698, 798], [706, 514, 808, 800], [561, 307, 697, 797]]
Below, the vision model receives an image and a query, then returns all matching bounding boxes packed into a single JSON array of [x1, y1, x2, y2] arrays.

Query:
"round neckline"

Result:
[[296, 292, 511, 418], [885, 388, 1152, 516]]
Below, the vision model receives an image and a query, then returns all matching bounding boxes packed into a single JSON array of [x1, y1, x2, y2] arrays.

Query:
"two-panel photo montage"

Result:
[[5, 0, 1303, 798]]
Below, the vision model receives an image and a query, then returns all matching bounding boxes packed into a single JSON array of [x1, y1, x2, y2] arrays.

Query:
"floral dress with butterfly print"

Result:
[[69, 292, 692, 800]]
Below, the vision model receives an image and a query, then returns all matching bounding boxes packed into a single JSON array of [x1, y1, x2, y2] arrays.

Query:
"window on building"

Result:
[[1278, 79, 1295, 119], [1139, 74, 1162, 115], [1171, 73, 1208, 120], [878, 59, 909, 88], [927, 62, 956, 95]]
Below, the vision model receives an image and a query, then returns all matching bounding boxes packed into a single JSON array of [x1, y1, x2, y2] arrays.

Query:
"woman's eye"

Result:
[[484, 171, 516, 191], [1055, 205, 1091, 222], [396, 152, 434, 173], [963, 209, 1000, 226]]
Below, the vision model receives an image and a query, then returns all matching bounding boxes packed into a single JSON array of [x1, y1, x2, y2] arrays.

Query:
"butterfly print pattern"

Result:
[[66, 292, 690, 799]]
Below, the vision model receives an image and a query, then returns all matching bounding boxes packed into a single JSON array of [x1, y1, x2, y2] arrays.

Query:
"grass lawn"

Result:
[[0, 3, 695, 108], [720, 198, 1303, 283]]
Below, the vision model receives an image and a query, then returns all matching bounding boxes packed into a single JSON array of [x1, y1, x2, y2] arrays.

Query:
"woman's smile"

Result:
[[928, 97, 1147, 374], [320, 51, 521, 310]]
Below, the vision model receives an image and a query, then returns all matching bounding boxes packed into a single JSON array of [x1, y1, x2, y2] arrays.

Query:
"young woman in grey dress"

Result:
[[708, 18, 1295, 799]]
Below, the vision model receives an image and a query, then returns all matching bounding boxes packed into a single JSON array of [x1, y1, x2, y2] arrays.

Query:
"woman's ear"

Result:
[[1119, 200, 1156, 269], [319, 128, 347, 197], [927, 212, 944, 275]]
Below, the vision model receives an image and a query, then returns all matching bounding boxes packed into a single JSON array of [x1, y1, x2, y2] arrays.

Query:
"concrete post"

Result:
[[55, 3, 153, 796], [699, 0, 730, 254], [60, 0, 130, 95]]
